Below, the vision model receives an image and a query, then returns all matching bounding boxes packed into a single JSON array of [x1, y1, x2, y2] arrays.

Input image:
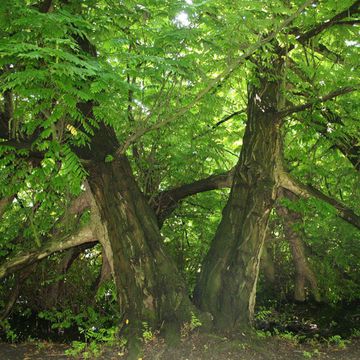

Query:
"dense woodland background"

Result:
[[0, 0, 359, 358]]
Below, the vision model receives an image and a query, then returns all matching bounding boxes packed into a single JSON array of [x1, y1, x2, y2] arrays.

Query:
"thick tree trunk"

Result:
[[194, 62, 283, 331], [86, 155, 199, 345]]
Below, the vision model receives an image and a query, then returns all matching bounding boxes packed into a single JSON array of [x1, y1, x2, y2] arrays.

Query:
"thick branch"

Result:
[[279, 86, 359, 118], [0, 226, 97, 280], [118, 0, 314, 154], [153, 169, 234, 225], [279, 172, 360, 230]]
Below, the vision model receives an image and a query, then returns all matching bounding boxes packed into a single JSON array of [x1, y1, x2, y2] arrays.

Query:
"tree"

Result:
[[0, 0, 359, 349], [194, 0, 359, 330]]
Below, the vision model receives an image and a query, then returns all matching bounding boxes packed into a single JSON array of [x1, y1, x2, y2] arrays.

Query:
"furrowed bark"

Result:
[[53, 6, 201, 352], [194, 58, 284, 331], [0, 226, 96, 280], [85, 155, 201, 346]]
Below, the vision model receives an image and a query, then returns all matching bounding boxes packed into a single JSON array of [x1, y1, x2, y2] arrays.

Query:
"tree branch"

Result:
[[153, 169, 234, 225], [279, 171, 360, 230], [279, 86, 359, 118], [117, 0, 315, 154], [0, 226, 97, 280], [295, 0, 360, 43], [194, 110, 245, 139]]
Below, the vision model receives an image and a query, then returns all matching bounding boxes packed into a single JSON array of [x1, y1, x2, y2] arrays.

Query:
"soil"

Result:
[[0, 333, 359, 360]]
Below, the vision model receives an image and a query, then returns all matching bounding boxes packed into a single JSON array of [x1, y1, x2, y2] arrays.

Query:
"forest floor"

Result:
[[0, 333, 359, 360]]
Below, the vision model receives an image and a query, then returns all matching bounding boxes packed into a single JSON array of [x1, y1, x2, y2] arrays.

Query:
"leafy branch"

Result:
[[279, 85, 360, 118], [117, 0, 315, 154]]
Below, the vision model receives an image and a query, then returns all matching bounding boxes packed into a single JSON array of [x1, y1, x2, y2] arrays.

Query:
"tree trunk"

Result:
[[194, 61, 283, 331], [276, 190, 321, 302], [86, 154, 199, 345]]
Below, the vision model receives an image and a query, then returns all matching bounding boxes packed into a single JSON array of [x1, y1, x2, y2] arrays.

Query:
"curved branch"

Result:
[[0, 226, 97, 280], [279, 171, 360, 230], [153, 169, 234, 225]]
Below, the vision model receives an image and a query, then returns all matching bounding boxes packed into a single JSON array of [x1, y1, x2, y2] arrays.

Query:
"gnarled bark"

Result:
[[194, 59, 284, 331], [85, 154, 201, 348]]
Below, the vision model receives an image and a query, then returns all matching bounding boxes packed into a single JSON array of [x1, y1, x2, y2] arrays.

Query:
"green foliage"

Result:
[[0, 0, 359, 348], [327, 335, 350, 349], [141, 322, 154, 343], [0, 319, 18, 343], [190, 312, 202, 331], [255, 330, 271, 339], [39, 305, 121, 358]]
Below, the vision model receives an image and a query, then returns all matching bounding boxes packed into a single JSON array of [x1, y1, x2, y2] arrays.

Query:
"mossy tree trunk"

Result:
[[77, 122, 199, 351], [87, 156, 196, 332], [194, 59, 284, 331]]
